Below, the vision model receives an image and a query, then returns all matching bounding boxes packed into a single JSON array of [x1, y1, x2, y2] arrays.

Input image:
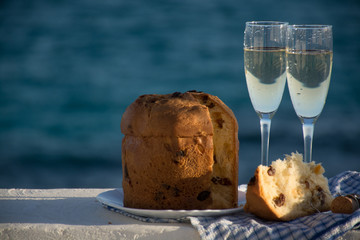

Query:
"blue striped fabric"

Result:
[[101, 171, 360, 239], [189, 171, 360, 240], [103, 204, 189, 223]]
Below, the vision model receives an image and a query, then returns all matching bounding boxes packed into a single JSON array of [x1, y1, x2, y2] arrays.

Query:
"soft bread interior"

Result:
[[245, 153, 333, 221], [192, 93, 239, 208]]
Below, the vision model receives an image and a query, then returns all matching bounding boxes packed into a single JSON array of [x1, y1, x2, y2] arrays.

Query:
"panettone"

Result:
[[120, 91, 239, 210], [244, 152, 333, 221]]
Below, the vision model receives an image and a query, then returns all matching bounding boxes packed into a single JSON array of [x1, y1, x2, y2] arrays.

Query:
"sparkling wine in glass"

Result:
[[286, 25, 333, 162], [244, 21, 288, 166]]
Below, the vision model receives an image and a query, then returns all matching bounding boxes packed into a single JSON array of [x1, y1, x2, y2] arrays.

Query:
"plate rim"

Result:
[[96, 185, 246, 219]]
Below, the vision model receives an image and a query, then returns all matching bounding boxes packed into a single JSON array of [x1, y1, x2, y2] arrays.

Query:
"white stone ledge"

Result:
[[1, 188, 358, 240], [0, 188, 200, 240]]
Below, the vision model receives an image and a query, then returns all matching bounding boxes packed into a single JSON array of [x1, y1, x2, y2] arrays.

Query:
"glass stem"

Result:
[[259, 114, 272, 166], [301, 117, 316, 163]]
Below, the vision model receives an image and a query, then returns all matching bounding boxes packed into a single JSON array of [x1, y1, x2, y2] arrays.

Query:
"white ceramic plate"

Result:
[[96, 185, 247, 219]]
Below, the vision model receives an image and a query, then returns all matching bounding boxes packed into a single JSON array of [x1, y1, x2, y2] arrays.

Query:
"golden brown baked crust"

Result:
[[244, 153, 333, 221], [121, 92, 213, 137], [244, 168, 280, 220], [121, 91, 239, 210]]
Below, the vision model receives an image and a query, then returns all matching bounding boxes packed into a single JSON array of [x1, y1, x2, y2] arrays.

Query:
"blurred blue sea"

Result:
[[0, 0, 359, 188]]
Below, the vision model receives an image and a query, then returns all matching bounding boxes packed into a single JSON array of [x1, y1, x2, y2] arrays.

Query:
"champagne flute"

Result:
[[244, 21, 288, 166], [286, 25, 333, 162]]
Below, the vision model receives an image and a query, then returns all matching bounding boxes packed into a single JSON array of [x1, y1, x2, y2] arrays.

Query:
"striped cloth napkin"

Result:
[[102, 171, 360, 239], [189, 171, 360, 240]]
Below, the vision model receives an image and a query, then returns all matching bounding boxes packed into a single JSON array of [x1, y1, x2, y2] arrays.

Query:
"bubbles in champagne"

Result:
[[244, 47, 287, 113], [244, 47, 286, 84], [286, 50, 332, 88], [286, 50, 333, 118]]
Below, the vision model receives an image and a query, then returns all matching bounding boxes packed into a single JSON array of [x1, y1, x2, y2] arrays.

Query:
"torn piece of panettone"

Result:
[[245, 152, 333, 221]]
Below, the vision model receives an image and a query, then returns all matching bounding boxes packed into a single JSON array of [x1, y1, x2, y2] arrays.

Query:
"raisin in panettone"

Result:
[[244, 152, 333, 221], [120, 91, 239, 210]]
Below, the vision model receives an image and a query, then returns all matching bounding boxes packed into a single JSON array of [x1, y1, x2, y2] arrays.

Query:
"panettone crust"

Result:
[[121, 91, 239, 210]]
